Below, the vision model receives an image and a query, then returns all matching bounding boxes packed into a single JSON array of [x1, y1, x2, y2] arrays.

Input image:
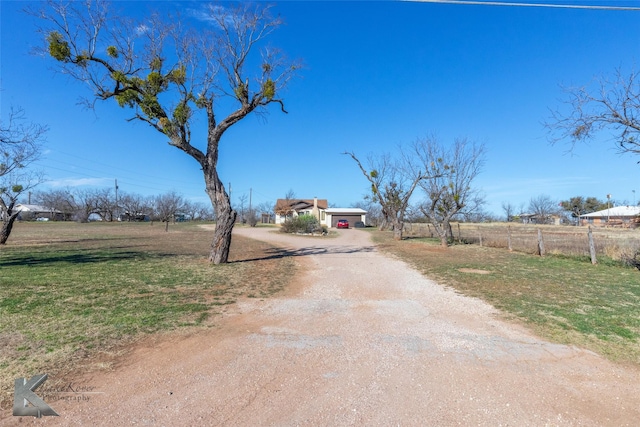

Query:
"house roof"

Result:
[[15, 204, 60, 213], [579, 205, 640, 218], [325, 208, 367, 214], [275, 199, 328, 212]]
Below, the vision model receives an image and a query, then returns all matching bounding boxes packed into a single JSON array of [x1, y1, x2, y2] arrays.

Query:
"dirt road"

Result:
[[3, 227, 640, 426]]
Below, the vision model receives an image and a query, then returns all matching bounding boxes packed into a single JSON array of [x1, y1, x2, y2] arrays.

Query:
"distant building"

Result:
[[579, 206, 640, 228], [519, 213, 562, 225], [13, 204, 64, 221]]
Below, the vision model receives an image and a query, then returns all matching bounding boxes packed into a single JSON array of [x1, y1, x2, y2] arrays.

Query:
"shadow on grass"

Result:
[[232, 245, 377, 263], [0, 250, 160, 266]]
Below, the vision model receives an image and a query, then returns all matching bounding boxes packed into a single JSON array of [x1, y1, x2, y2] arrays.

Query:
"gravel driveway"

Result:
[[3, 227, 640, 426]]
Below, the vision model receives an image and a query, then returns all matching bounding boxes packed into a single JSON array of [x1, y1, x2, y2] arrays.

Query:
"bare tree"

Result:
[[255, 201, 274, 224], [457, 194, 489, 223], [547, 68, 640, 157], [528, 194, 559, 224], [0, 172, 45, 244], [344, 150, 424, 240], [236, 193, 248, 224], [416, 137, 486, 247], [0, 107, 46, 243], [118, 191, 152, 221], [351, 198, 382, 227], [182, 200, 207, 221], [502, 202, 516, 222], [197, 204, 215, 221], [34, 1, 299, 263], [0, 107, 45, 178], [69, 189, 100, 222], [93, 188, 117, 221], [34, 189, 75, 220], [274, 189, 297, 219], [153, 191, 184, 231]]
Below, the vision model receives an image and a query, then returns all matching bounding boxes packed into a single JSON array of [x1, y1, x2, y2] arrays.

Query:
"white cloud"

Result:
[[187, 4, 231, 28]]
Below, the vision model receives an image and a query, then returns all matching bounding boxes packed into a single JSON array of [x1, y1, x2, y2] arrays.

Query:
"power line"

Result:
[[405, 0, 640, 10], [44, 149, 199, 187], [33, 162, 202, 195]]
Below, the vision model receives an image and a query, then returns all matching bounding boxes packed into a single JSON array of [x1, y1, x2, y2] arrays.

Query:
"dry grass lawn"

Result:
[[0, 221, 297, 410]]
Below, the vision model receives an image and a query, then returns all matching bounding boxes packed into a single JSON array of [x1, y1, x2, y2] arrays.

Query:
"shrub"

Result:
[[620, 248, 640, 270], [247, 210, 258, 227], [281, 214, 323, 234]]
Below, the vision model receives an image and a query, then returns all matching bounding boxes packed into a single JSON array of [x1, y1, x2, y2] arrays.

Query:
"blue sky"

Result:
[[2, 0, 640, 217]]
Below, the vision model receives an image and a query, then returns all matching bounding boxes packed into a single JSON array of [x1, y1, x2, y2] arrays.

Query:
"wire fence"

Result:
[[403, 222, 640, 261]]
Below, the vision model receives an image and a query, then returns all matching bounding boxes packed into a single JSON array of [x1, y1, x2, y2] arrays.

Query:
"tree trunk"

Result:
[[392, 214, 403, 240], [0, 214, 19, 245], [432, 222, 448, 247], [205, 168, 237, 264], [393, 224, 403, 240]]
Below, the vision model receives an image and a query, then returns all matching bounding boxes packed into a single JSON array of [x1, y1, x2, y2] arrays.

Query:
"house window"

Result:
[[321, 211, 326, 220]]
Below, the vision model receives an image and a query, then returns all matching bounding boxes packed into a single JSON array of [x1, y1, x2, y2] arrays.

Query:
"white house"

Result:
[[579, 205, 640, 228], [273, 198, 367, 228], [274, 198, 329, 226], [12, 204, 63, 221]]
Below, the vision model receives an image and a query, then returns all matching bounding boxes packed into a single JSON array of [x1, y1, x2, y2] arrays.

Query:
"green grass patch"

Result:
[[371, 230, 640, 365], [0, 221, 296, 410]]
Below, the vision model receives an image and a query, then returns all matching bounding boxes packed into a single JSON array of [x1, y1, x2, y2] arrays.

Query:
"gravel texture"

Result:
[[3, 227, 640, 426]]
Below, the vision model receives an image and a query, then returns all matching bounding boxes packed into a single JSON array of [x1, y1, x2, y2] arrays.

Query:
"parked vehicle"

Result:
[[337, 219, 349, 229]]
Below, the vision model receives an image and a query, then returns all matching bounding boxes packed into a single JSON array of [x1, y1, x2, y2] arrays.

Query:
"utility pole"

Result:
[[249, 188, 252, 212]]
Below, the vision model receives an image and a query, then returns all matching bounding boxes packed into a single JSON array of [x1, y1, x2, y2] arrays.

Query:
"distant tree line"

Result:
[[28, 188, 214, 223]]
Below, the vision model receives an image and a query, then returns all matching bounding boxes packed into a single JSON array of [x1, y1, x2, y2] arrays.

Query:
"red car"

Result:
[[336, 219, 349, 229]]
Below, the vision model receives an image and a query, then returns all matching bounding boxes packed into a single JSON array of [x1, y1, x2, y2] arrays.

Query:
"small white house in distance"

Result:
[[13, 204, 63, 221], [325, 208, 367, 228]]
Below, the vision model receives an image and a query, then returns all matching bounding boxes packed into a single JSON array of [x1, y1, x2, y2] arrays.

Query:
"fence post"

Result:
[[478, 227, 483, 247], [537, 228, 545, 256], [588, 226, 597, 265], [507, 225, 513, 252]]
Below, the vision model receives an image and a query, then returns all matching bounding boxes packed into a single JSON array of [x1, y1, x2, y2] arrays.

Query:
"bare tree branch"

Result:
[[546, 68, 640, 157], [344, 149, 424, 240]]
